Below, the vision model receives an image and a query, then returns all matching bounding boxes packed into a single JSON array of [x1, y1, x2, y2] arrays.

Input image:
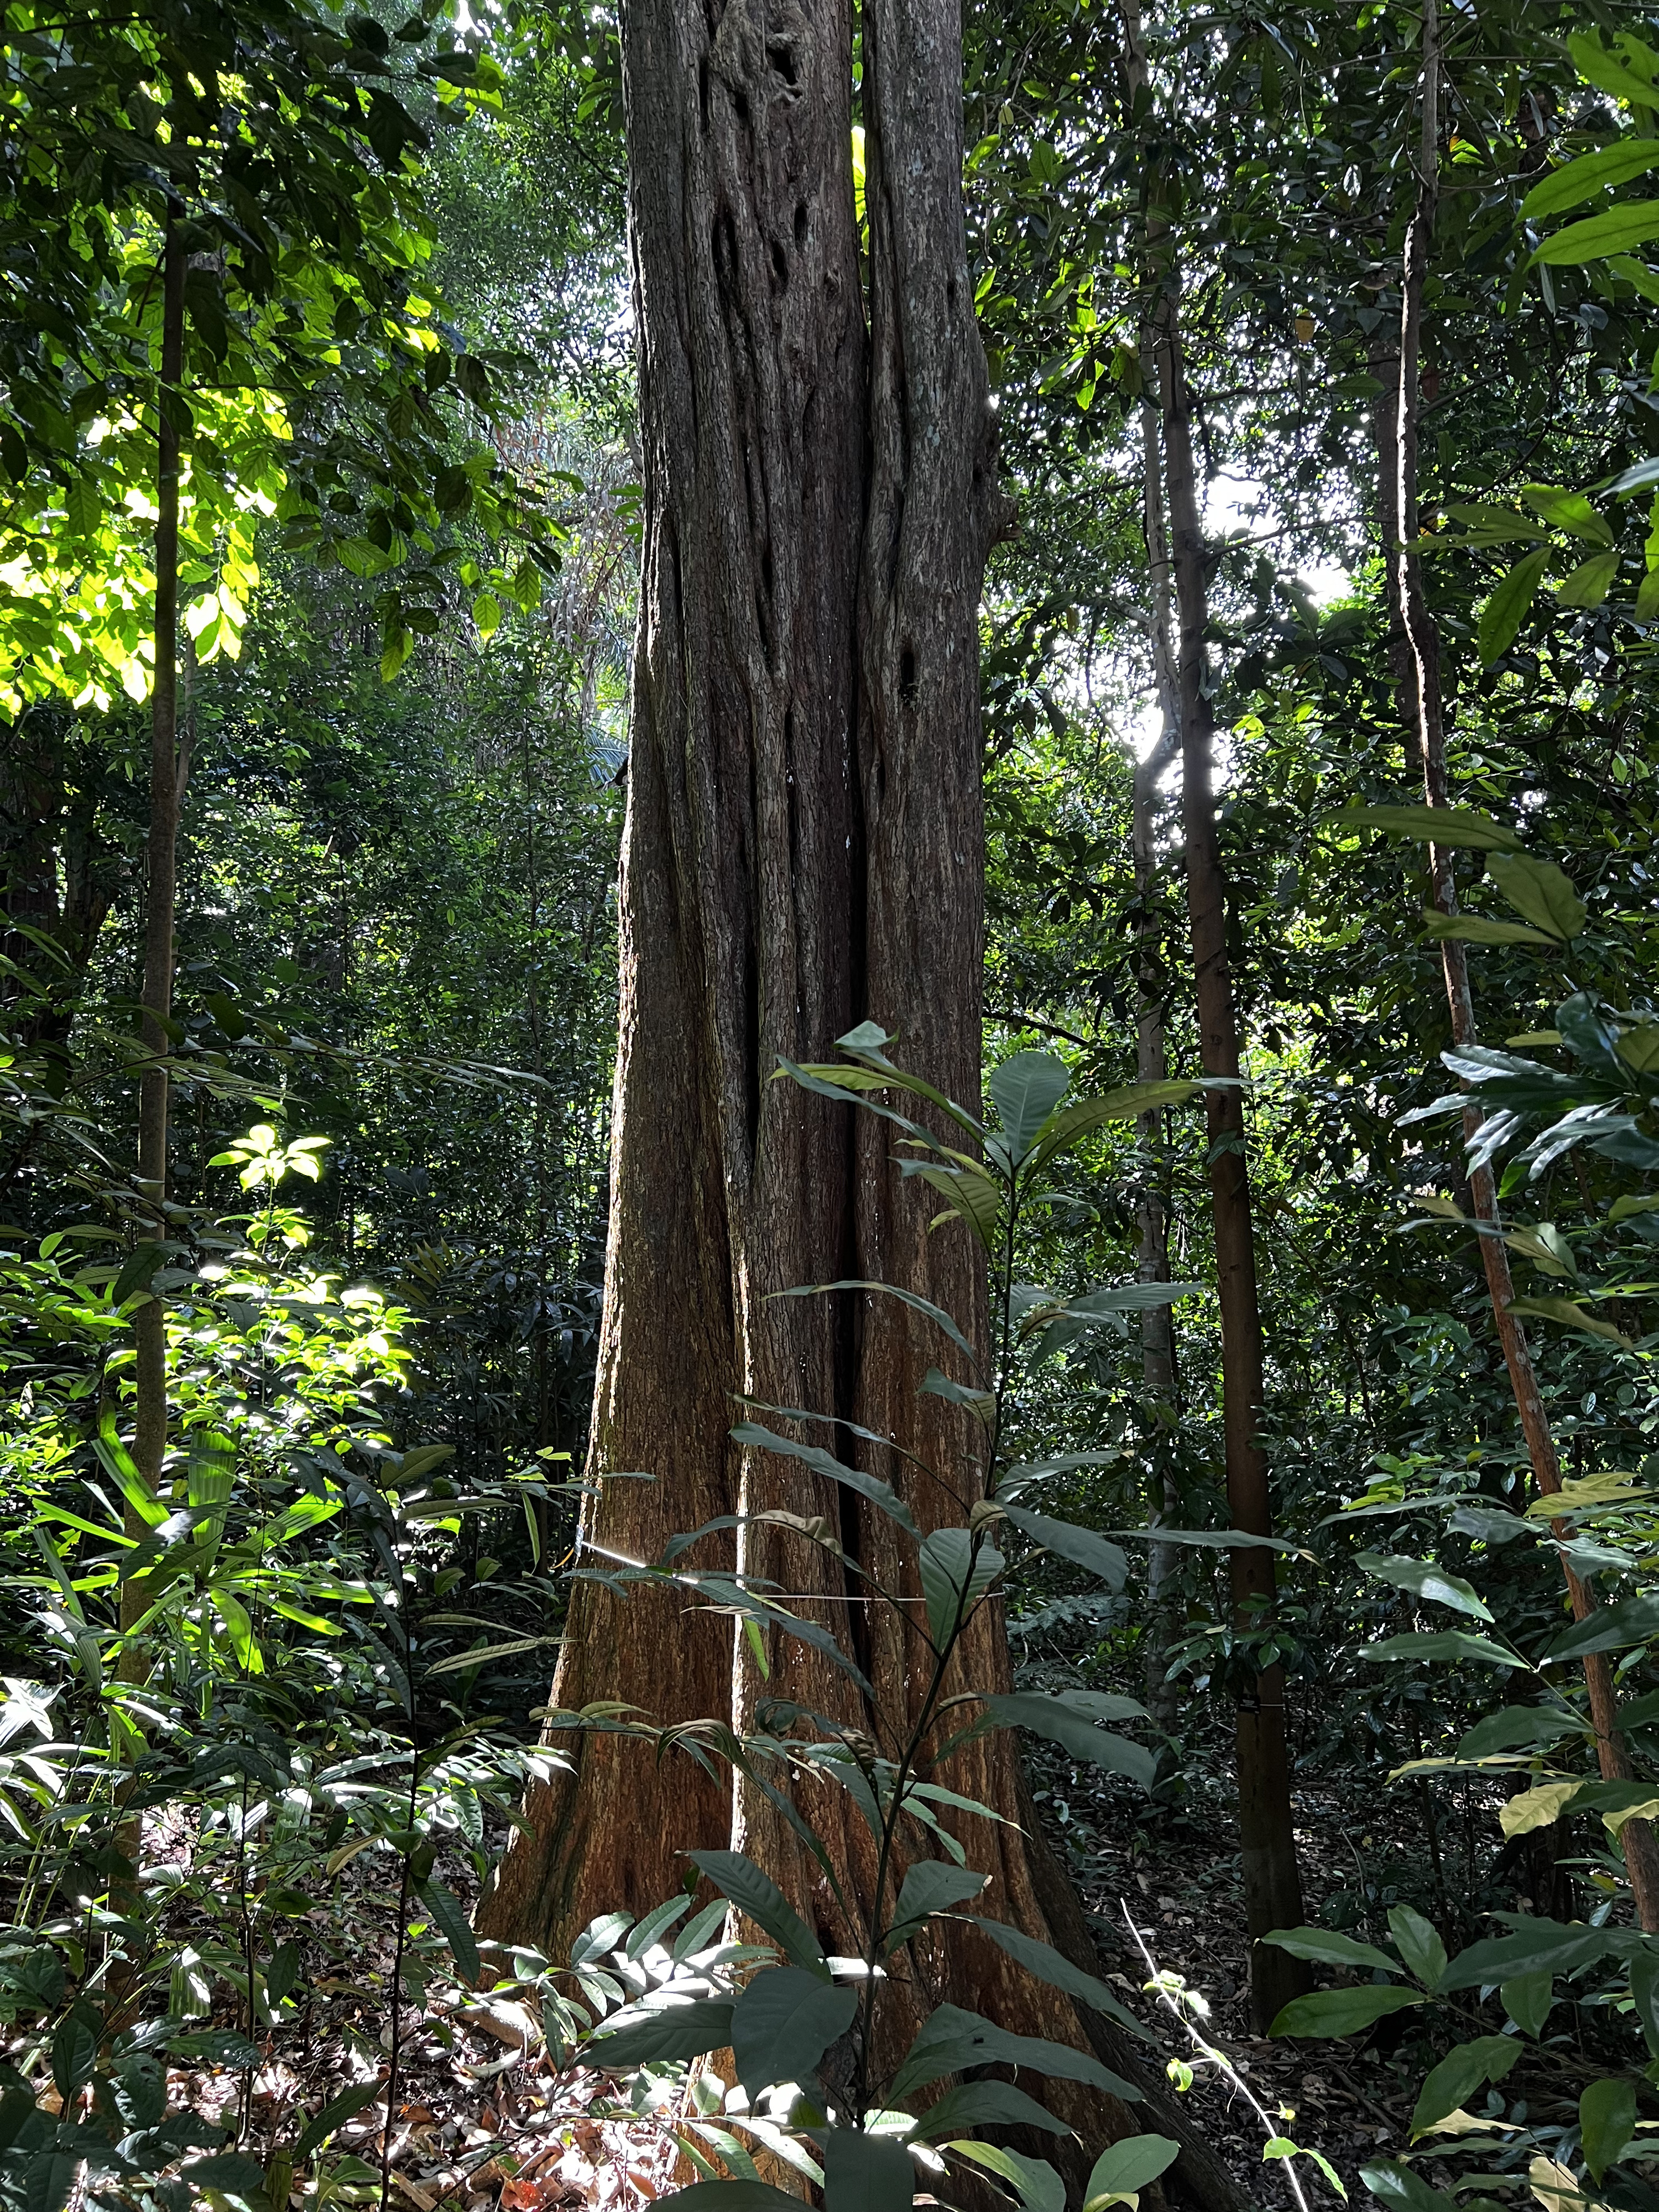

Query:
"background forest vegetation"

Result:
[[9, 2, 1659, 2210]]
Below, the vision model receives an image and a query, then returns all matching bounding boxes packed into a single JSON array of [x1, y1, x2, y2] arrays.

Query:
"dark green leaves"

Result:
[[885, 1862, 988, 1949], [1408, 2038, 1521, 2140], [1478, 547, 1550, 665], [1333, 805, 1521, 851], [585, 1997, 737, 2067], [1532, 204, 1659, 265], [1546, 1592, 1659, 1660], [823, 2128, 914, 2212], [729, 1967, 857, 2099], [1269, 1985, 1423, 2037], [685, 1850, 828, 1978], [1355, 1552, 1491, 1620], [917, 1528, 1003, 1648], [980, 1693, 1155, 1788], [989, 1051, 1071, 1158], [999, 1504, 1127, 1592]]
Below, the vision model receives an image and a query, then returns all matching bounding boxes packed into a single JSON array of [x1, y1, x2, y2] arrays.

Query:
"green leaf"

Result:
[[966, 1916, 1153, 2039], [1355, 1552, 1491, 1621], [885, 1861, 988, 1948], [1523, 139, 1659, 216], [293, 2082, 384, 2162], [1269, 1986, 1424, 2038], [1000, 1505, 1128, 1591], [1477, 546, 1551, 665], [1486, 854, 1587, 941], [1420, 911, 1556, 947], [586, 1996, 737, 2067], [1028, 1080, 1199, 1167], [111, 1241, 165, 1306], [945, 2143, 1065, 2212], [414, 1878, 480, 1986], [729, 1966, 857, 2099], [731, 1422, 918, 1534], [51, 2007, 98, 2098], [1387, 1906, 1448, 1991], [1332, 805, 1522, 851], [181, 2156, 269, 2205], [1082, 2137, 1181, 2211], [914, 2083, 1070, 2141], [1358, 1630, 1524, 1667], [1261, 1927, 1399, 1975], [1535, 203, 1659, 263], [989, 1051, 1071, 1159], [1547, 1592, 1659, 1660], [1632, 1949, 1659, 2058], [1507, 1296, 1632, 1346], [982, 1693, 1157, 1788], [1359, 2161, 1459, 2212], [1568, 33, 1659, 110], [1502, 1971, 1554, 2038], [1581, 2077, 1637, 2184], [917, 1528, 1003, 1648], [891, 2004, 1138, 2103], [773, 1280, 978, 1366], [1555, 550, 1621, 607], [472, 591, 501, 640], [823, 2128, 914, 2212], [686, 1850, 828, 1978], [1521, 484, 1616, 546], [1438, 1921, 1624, 1990]]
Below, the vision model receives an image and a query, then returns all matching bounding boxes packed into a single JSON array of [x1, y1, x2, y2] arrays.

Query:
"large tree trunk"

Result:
[[478, 4, 1238, 2199]]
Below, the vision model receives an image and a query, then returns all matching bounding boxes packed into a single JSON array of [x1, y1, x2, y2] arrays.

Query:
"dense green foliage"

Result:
[[13, 0, 1659, 2207]]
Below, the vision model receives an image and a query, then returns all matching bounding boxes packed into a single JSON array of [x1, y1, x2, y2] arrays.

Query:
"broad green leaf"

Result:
[[1486, 854, 1587, 941], [1557, 550, 1621, 606], [729, 1966, 857, 2099], [885, 1861, 987, 1948], [1420, 911, 1556, 947], [945, 2143, 1065, 2212], [917, 1527, 1003, 1648], [1269, 1985, 1423, 2038], [982, 1693, 1156, 1788], [1502, 1971, 1554, 2038], [1438, 1920, 1624, 1990], [293, 2083, 383, 2161], [1359, 1630, 1524, 1666], [1387, 1905, 1448, 1991], [731, 1422, 918, 1533], [1507, 1296, 1631, 1347], [586, 1996, 737, 2066], [1547, 1591, 1659, 1659], [415, 1878, 480, 1985], [1521, 484, 1615, 546], [472, 591, 501, 639], [1082, 2137, 1180, 2211], [1457, 1705, 1586, 1760], [1333, 805, 1522, 851], [966, 1916, 1154, 2039], [1568, 33, 1659, 110], [989, 1051, 1071, 1159], [1355, 1552, 1491, 1621], [891, 2004, 1138, 2103], [1028, 1080, 1199, 1167], [1358, 2161, 1458, 2212], [823, 2128, 914, 2212], [774, 1280, 978, 1366], [1477, 546, 1551, 664], [1523, 138, 1659, 216], [1261, 1927, 1399, 1975], [686, 1850, 828, 1978], [1534, 204, 1659, 263], [1000, 1504, 1128, 1591], [914, 2082, 1068, 2141], [1580, 2077, 1637, 2183]]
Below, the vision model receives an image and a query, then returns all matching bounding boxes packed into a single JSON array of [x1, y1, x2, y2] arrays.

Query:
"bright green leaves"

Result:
[[1484, 855, 1587, 942], [1555, 550, 1621, 607], [1333, 805, 1521, 851], [1532, 204, 1659, 265], [1568, 32, 1659, 114], [1522, 484, 1614, 545], [1409, 2037, 1522, 2139], [987, 1051, 1071, 1158], [1081, 2136, 1180, 2212], [1522, 138, 1659, 218]]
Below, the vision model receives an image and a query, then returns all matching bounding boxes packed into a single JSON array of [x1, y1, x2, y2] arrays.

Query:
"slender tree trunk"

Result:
[[128, 216, 185, 1613], [1119, 0, 1307, 2027], [478, 7, 1241, 2199], [1389, 0, 1659, 1933], [1135, 389, 1182, 1730]]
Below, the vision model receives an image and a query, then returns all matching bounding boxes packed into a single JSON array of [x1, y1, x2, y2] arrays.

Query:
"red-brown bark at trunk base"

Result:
[[476, 5, 1240, 2202]]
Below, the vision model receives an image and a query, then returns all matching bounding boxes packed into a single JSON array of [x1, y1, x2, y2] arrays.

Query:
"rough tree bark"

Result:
[[477, 4, 1240, 2199], [1387, 0, 1659, 1932]]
